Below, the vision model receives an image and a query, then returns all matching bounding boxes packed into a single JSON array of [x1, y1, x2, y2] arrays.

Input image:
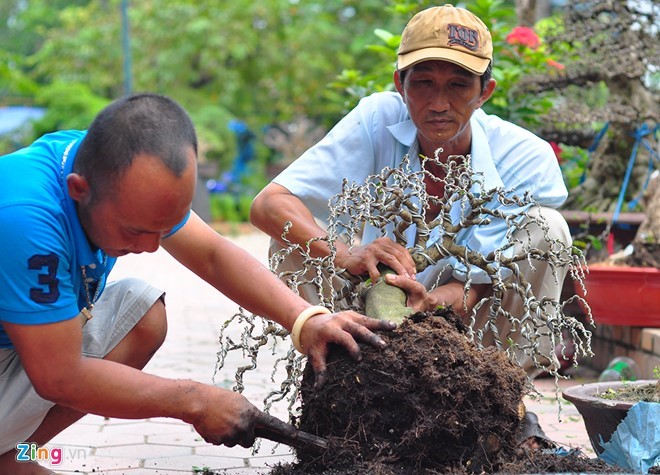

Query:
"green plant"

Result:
[[473, 3, 564, 127], [191, 466, 215, 474], [30, 81, 109, 138], [557, 144, 590, 191], [209, 194, 241, 222]]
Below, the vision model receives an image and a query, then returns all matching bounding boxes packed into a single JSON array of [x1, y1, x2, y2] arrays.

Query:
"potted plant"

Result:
[[563, 373, 660, 473]]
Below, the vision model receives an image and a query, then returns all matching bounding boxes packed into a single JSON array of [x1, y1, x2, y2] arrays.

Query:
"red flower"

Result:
[[549, 141, 563, 162], [546, 58, 565, 70], [505, 26, 541, 49]]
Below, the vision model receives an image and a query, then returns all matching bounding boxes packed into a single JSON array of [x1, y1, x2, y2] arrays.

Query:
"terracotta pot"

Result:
[[574, 265, 660, 326], [562, 380, 657, 454]]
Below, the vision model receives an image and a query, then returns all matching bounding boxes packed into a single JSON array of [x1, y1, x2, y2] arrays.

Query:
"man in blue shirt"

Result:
[[251, 6, 571, 372], [0, 93, 394, 474]]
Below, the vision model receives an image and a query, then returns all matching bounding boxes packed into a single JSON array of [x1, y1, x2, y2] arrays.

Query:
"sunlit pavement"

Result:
[[42, 228, 595, 474]]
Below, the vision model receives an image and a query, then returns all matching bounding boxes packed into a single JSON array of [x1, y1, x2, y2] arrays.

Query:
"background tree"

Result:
[[524, 0, 659, 214], [0, 0, 410, 195], [1, 1, 400, 128], [3, 0, 591, 222]]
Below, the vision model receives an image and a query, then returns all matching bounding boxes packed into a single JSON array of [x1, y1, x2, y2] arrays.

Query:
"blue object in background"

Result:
[[206, 172, 234, 194], [0, 106, 45, 136], [207, 120, 256, 194], [228, 119, 255, 181]]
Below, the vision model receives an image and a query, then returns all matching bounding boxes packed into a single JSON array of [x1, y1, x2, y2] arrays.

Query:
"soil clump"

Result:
[[270, 310, 622, 474]]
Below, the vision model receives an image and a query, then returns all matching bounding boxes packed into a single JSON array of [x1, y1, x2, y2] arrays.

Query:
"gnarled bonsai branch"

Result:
[[215, 150, 593, 428]]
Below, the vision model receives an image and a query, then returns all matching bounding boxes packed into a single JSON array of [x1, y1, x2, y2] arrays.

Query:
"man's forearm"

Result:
[[250, 184, 334, 257], [37, 357, 210, 423]]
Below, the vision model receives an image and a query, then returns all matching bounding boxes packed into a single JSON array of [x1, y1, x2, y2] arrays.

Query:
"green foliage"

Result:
[[0, 0, 90, 57], [557, 144, 590, 191], [31, 82, 110, 137], [210, 194, 242, 223], [1, 0, 582, 213], [2, 0, 397, 127], [208, 191, 257, 224], [328, 27, 400, 113], [207, 158, 269, 223], [0, 0, 413, 178], [189, 105, 237, 173], [0, 51, 39, 103], [572, 234, 603, 254], [465, 1, 562, 127], [237, 193, 254, 223]]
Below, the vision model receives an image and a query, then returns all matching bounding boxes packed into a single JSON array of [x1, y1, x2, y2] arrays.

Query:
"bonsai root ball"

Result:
[[294, 310, 528, 474]]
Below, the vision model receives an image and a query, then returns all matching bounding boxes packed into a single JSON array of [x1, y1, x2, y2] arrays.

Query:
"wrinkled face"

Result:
[[394, 60, 494, 158], [72, 148, 197, 257]]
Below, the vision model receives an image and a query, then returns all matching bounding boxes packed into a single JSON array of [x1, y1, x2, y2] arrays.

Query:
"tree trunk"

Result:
[[515, 0, 537, 26], [629, 172, 660, 268], [535, 0, 552, 20]]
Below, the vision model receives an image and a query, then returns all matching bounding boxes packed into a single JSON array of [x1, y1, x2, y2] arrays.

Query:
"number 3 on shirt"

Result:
[[28, 253, 61, 304]]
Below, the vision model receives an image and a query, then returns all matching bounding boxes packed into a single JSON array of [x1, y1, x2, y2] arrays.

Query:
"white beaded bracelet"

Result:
[[290, 305, 332, 354]]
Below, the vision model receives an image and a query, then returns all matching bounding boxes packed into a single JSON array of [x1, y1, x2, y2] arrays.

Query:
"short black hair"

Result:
[[74, 93, 198, 202]]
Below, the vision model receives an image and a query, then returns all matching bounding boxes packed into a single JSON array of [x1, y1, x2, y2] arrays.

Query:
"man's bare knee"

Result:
[[135, 297, 168, 349], [105, 298, 167, 368]]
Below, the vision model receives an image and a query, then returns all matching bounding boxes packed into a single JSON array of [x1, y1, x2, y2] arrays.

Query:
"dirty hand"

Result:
[[192, 387, 296, 448], [385, 276, 489, 317], [335, 237, 416, 283], [384, 273, 438, 312], [299, 311, 396, 389]]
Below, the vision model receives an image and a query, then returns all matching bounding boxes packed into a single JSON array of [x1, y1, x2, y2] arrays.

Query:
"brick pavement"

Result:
[[41, 229, 597, 474]]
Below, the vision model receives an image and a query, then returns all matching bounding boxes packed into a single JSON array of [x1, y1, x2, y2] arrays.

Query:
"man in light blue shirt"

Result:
[[251, 5, 571, 369]]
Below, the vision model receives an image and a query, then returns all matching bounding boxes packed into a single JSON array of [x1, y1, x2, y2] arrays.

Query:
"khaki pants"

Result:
[[270, 207, 572, 376]]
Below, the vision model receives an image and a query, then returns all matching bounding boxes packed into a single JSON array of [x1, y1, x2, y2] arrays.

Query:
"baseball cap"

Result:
[[397, 4, 493, 75]]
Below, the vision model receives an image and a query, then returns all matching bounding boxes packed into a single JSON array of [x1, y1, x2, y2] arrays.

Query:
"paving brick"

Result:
[[99, 420, 194, 436], [55, 453, 144, 473], [48, 430, 145, 448], [95, 443, 192, 459], [147, 431, 208, 447]]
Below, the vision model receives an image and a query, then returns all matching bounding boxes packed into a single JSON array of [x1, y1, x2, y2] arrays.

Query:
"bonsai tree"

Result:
[[523, 0, 659, 213], [213, 151, 595, 473], [606, 171, 660, 268]]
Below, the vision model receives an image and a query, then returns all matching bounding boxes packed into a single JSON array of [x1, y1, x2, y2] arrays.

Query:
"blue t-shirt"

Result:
[[0, 130, 188, 349]]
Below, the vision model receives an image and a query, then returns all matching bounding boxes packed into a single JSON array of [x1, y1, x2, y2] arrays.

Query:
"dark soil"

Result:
[[600, 379, 660, 403], [270, 310, 623, 474], [625, 241, 660, 268]]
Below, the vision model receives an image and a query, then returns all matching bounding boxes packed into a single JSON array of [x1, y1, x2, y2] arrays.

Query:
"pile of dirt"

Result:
[[270, 310, 622, 475], [497, 450, 622, 475]]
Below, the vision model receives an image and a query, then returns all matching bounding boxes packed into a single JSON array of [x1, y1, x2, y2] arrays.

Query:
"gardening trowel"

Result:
[[255, 420, 328, 452]]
